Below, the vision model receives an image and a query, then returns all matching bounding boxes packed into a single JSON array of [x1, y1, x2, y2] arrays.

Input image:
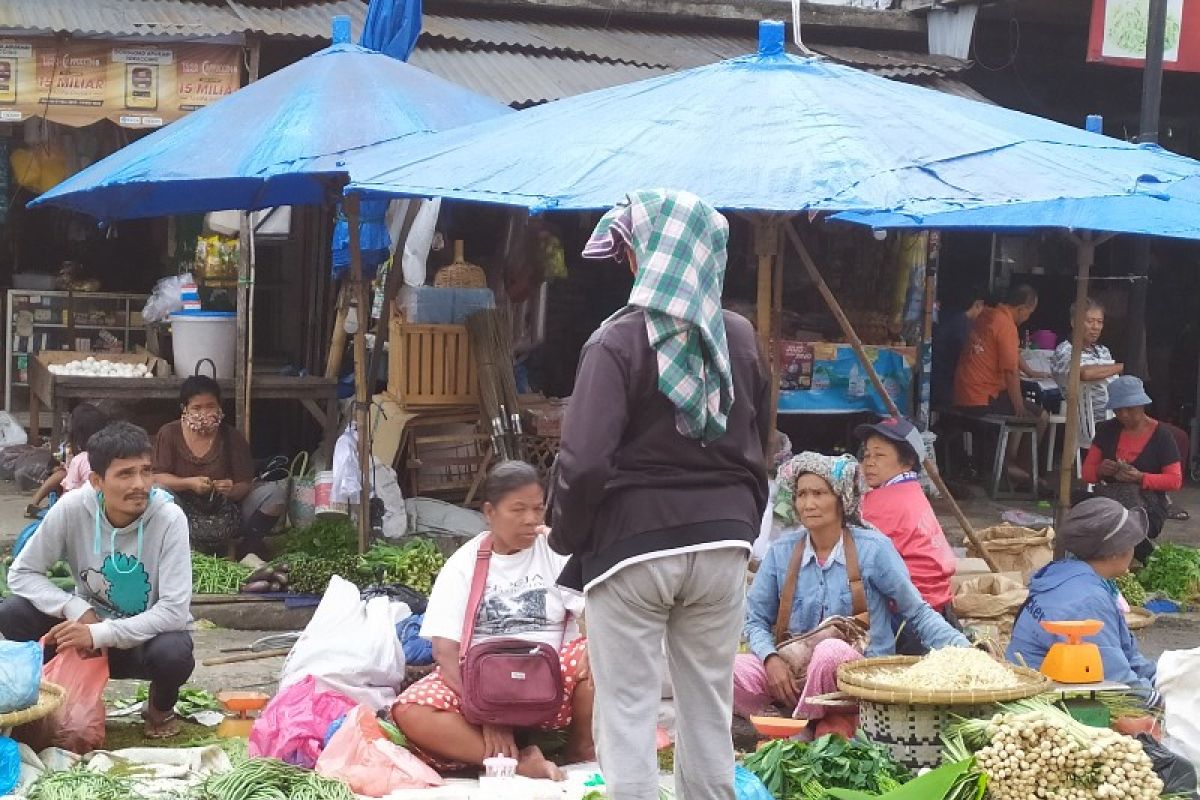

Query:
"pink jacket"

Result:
[[861, 479, 956, 610], [61, 452, 92, 493]]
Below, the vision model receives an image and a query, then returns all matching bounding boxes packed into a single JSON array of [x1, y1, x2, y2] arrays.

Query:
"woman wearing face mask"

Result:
[[152, 375, 286, 558]]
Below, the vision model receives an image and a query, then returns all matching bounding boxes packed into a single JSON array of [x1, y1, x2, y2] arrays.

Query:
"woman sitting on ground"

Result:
[[152, 375, 286, 558], [392, 461, 593, 779], [27, 403, 108, 517], [1007, 497, 1159, 707], [735, 452, 968, 739], [857, 416, 960, 655], [1081, 376, 1182, 563]]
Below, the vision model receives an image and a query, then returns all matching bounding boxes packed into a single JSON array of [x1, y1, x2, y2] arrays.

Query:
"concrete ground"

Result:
[[1, 475, 1197, 732]]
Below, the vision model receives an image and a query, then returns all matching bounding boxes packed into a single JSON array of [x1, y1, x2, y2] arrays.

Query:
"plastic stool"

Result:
[[989, 415, 1039, 501]]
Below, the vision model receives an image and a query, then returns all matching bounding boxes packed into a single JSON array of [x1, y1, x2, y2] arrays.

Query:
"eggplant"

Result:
[[247, 565, 275, 583], [241, 580, 271, 593]]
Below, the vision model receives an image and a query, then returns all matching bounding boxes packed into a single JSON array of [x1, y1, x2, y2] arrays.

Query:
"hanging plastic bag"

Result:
[[0, 641, 42, 713], [315, 705, 443, 797], [330, 425, 360, 506], [249, 674, 356, 768], [14, 647, 109, 754], [372, 459, 407, 539], [279, 576, 410, 709]]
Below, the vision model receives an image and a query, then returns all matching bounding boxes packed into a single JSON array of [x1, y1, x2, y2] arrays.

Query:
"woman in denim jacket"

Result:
[[733, 452, 968, 738]]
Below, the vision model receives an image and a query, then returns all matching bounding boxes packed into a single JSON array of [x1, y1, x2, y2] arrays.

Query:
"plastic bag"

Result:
[[15, 647, 109, 754], [248, 674, 356, 768], [0, 413, 27, 448], [372, 459, 407, 539], [315, 705, 442, 796], [0, 641, 42, 713], [0, 737, 18, 796], [735, 764, 774, 800], [142, 273, 194, 324], [14, 449, 56, 493], [330, 424, 360, 505], [1158, 646, 1200, 773], [279, 576, 410, 709], [1136, 733, 1199, 796]]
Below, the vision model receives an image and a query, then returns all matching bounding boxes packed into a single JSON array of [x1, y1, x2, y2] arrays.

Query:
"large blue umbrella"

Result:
[[343, 21, 1200, 222], [29, 18, 509, 222]]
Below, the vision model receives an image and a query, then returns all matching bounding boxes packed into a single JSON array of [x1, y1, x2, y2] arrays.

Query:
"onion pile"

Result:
[[948, 700, 1163, 800], [47, 357, 154, 378]]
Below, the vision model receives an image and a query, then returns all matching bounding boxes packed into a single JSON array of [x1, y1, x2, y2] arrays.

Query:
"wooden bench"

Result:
[[937, 410, 1040, 501]]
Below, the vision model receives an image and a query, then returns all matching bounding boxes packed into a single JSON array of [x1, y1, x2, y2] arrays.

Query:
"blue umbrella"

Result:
[[344, 21, 1200, 222], [29, 18, 509, 222], [361, 0, 423, 61]]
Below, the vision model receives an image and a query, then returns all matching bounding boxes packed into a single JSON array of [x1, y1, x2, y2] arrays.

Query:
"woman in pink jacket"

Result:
[[857, 416, 959, 655]]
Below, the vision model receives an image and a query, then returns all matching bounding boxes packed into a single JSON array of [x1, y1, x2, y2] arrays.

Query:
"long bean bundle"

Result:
[[200, 758, 354, 800], [26, 768, 134, 800], [191, 552, 252, 594]]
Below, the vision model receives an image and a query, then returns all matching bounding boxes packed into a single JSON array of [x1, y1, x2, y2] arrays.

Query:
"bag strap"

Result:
[[773, 529, 870, 644], [774, 538, 807, 644], [459, 535, 493, 660]]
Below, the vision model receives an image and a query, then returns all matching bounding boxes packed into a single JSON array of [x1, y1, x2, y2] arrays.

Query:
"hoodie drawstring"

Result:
[[93, 491, 145, 572]]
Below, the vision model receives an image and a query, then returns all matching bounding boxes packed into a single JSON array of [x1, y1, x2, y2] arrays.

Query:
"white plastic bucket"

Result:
[[313, 470, 348, 518], [170, 311, 237, 378]]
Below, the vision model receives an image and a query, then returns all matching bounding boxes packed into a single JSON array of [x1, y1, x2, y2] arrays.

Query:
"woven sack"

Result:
[[953, 574, 1028, 620], [966, 525, 1055, 580]]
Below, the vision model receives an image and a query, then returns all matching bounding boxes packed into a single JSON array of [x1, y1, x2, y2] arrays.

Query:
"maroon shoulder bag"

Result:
[[458, 535, 566, 728]]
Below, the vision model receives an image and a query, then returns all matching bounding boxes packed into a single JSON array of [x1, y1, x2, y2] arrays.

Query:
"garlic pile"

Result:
[[47, 357, 154, 378]]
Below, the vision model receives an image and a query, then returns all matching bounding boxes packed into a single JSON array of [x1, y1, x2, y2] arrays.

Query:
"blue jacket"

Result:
[[745, 527, 969, 662], [1007, 560, 1156, 697]]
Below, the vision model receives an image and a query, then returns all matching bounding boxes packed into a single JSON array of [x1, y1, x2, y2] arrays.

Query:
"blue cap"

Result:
[[1107, 375, 1153, 411], [855, 416, 926, 468]]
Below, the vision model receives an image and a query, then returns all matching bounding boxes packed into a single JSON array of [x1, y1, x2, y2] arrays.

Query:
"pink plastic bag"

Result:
[[15, 647, 109, 754], [249, 674, 356, 767], [315, 705, 443, 797]]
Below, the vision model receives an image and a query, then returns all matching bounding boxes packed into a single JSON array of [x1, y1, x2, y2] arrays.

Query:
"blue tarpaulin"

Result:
[[30, 20, 509, 222], [361, 0, 423, 61], [343, 21, 1200, 234]]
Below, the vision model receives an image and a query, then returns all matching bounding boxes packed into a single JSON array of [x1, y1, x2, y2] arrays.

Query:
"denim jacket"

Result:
[[745, 526, 969, 662]]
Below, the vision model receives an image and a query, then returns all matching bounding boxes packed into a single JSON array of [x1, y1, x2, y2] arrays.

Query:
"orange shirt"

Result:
[[953, 305, 1019, 407]]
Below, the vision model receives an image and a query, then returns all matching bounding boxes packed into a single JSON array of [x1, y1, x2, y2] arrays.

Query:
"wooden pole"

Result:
[[1055, 235, 1097, 540], [235, 212, 251, 436], [754, 217, 781, 434], [346, 194, 372, 553], [917, 232, 939, 432], [325, 284, 350, 379], [365, 200, 423, 388], [783, 220, 1001, 572]]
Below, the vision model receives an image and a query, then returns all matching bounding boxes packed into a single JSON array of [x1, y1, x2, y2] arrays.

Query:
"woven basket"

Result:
[[857, 698, 998, 771], [1125, 607, 1156, 631], [520, 434, 561, 485], [837, 655, 1051, 705], [0, 682, 65, 730], [434, 241, 487, 289]]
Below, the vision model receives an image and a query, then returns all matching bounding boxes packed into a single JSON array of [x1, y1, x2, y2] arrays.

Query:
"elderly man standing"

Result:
[[1051, 297, 1123, 448], [550, 189, 770, 800]]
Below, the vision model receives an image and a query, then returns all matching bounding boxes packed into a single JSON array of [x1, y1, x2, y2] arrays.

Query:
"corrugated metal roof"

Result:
[[409, 46, 669, 107], [0, 0, 365, 40]]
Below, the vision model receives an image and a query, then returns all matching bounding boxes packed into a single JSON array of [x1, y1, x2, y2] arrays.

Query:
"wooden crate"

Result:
[[388, 315, 479, 408]]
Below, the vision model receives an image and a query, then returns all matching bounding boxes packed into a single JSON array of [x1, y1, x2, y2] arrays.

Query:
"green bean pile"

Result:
[[26, 768, 133, 800], [200, 758, 355, 800], [191, 552, 253, 595]]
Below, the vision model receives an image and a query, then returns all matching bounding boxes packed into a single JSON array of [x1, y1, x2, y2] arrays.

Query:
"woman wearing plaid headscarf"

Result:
[[550, 189, 770, 800], [733, 452, 968, 738]]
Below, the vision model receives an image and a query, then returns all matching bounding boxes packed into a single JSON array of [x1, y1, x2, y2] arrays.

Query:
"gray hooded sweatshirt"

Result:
[[9, 486, 192, 649]]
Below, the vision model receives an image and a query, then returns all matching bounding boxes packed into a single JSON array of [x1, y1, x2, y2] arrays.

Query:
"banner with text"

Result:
[[0, 38, 242, 128], [1088, 0, 1200, 72]]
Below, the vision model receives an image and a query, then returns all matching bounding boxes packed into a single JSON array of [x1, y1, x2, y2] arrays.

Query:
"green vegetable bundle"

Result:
[[743, 735, 911, 800], [282, 554, 366, 595], [191, 552, 253, 594], [128, 682, 220, 718], [281, 518, 358, 560], [1113, 572, 1147, 608], [201, 758, 355, 800], [1136, 543, 1200, 602], [360, 538, 446, 595], [27, 768, 136, 800]]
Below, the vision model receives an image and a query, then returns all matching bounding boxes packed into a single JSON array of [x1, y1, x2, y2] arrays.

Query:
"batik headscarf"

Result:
[[774, 451, 866, 528], [583, 189, 734, 443]]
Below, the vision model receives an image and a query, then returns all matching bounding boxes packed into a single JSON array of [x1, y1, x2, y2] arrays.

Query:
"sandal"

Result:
[[24, 504, 43, 519], [1167, 504, 1190, 521], [141, 709, 181, 739]]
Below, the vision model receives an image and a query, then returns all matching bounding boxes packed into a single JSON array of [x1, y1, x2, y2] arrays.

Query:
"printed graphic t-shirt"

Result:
[[420, 532, 584, 650]]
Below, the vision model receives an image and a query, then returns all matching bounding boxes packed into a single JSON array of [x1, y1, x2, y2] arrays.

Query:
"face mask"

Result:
[[183, 409, 223, 435]]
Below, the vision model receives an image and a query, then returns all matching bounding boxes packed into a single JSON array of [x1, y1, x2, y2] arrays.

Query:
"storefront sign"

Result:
[[1088, 0, 1200, 72], [0, 37, 241, 128]]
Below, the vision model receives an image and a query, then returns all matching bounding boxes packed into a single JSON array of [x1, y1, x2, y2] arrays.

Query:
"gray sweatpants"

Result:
[[586, 547, 748, 800]]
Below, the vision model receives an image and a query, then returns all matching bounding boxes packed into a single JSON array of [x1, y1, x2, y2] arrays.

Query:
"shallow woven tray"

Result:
[[837, 655, 1051, 705], [0, 682, 65, 728], [1125, 607, 1156, 631]]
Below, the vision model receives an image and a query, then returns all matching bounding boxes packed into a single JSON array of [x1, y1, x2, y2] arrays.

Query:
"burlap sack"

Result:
[[966, 526, 1055, 581], [953, 574, 1028, 620]]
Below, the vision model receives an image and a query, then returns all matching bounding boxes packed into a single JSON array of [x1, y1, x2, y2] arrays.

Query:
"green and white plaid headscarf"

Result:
[[584, 189, 734, 443]]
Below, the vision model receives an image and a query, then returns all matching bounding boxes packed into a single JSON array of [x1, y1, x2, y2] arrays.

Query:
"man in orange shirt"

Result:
[[954, 284, 1046, 481]]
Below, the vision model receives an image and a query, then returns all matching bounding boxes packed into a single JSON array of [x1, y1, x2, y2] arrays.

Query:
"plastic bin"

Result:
[[170, 310, 236, 378]]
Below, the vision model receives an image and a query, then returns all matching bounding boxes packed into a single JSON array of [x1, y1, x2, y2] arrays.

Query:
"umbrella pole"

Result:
[[346, 194, 372, 554], [783, 221, 1000, 573], [917, 233, 939, 432], [236, 213, 251, 436], [1055, 234, 1098, 540], [245, 217, 257, 438], [753, 217, 781, 435]]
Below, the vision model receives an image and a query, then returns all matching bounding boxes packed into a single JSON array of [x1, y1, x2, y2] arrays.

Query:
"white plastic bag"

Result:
[[0, 413, 28, 448], [391, 198, 440, 287], [372, 460, 407, 540], [1158, 647, 1200, 772], [279, 576, 410, 710], [330, 424, 360, 505], [142, 273, 194, 323]]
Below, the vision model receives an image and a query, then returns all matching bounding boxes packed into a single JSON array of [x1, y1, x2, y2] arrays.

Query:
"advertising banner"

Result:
[[0, 38, 241, 128], [1088, 0, 1200, 72]]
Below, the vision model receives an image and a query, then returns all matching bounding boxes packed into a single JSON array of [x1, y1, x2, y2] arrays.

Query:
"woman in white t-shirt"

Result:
[[391, 462, 592, 780]]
